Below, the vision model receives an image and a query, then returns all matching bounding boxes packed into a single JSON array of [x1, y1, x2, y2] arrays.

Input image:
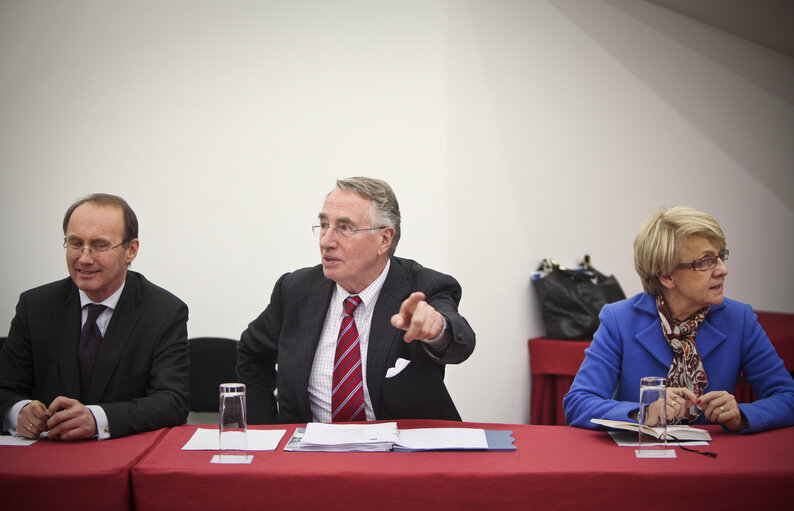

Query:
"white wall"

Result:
[[1, 0, 792, 425]]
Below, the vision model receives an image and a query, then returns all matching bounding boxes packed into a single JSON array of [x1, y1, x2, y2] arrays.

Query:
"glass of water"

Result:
[[219, 383, 249, 463], [636, 376, 670, 458]]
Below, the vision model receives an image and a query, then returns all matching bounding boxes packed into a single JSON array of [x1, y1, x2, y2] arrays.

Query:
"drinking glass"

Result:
[[218, 383, 249, 462], [636, 376, 670, 457]]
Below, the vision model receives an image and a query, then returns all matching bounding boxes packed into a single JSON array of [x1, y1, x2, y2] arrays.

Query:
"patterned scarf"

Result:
[[656, 294, 709, 423]]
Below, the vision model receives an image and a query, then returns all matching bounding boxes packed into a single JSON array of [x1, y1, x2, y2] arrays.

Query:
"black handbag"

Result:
[[531, 255, 626, 340]]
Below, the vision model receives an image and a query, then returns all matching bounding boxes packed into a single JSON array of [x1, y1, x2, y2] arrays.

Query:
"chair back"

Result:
[[188, 337, 239, 412]]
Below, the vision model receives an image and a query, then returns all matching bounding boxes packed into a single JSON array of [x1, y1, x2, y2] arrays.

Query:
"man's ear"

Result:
[[125, 238, 139, 265], [377, 227, 395, 256]]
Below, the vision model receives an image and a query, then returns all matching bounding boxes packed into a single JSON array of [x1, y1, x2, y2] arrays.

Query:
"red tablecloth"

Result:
[[131, 421, 794, 511], [529, 310, 794, 425], [0, 428, 167, 511]]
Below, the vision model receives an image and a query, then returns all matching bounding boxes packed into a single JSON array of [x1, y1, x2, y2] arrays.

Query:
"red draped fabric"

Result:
[[0, 428, 167, 511], [130, 421, 794, 511]]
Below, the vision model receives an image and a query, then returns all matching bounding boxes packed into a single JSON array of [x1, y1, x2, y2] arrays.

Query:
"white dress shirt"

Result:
[[308, 261, 391, 423]]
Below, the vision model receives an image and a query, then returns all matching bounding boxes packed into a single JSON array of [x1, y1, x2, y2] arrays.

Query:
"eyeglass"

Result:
[[64, 239, 127, 256], [312, 222, 387, 239], [675, 248, 729, 272]]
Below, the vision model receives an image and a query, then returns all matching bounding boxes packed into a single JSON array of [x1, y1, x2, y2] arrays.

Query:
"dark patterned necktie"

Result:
[[79, 303, 107, 400], [332, 296, 366, 422]]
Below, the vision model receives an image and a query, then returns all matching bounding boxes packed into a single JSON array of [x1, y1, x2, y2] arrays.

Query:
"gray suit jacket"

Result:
[[237, 257, 476, 424], [0, 271, 190, 437]]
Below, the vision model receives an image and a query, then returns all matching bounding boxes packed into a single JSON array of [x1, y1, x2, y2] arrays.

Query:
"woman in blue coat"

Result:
[[563, 206, 794, 433]]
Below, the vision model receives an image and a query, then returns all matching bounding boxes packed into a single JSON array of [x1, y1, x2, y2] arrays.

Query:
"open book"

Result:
[[590, 418, 712, 442]]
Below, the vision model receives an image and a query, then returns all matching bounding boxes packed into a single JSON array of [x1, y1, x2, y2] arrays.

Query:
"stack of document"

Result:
[[298, 422, 400, 451], [288, 422, 495, 452]]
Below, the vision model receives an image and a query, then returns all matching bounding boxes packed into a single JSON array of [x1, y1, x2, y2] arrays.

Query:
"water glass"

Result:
[[636, 376, 670, 457], [219, 383, 249, 462]]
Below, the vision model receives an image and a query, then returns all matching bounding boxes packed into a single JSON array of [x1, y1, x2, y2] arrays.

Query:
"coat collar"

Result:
[[293, 270, 336, 418], [632, 292, 728, 366], [55, 281, 83, 398], [294, 258, 411, 417], [61, 271, 143, 402], [84, 272, 144, 402], [366, 258, 410, 411]]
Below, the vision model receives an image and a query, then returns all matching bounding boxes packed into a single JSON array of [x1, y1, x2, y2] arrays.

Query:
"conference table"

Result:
[[529, 311, 794, 425], [0, 428, 167, 511], [130, 420, 794, 511]]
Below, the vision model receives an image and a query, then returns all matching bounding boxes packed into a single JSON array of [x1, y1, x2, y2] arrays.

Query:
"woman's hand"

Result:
[[697, 391, 747, 431], [665, 386, 699, 421], [643, 387, 699, 425]]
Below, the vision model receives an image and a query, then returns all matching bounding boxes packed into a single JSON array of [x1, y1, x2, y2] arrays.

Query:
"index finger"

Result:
[[47, 396, 76, 415], [695, 391, 720, 406], [399, 292, 427, 316], [28, 400, 48, 418], [674, 387, 699, 404], [22, 401, 49, 426]]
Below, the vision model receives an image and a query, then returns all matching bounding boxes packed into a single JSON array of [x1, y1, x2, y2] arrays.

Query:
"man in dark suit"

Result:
[[0, 193, 189, 440], [238, 177, 475, 424]]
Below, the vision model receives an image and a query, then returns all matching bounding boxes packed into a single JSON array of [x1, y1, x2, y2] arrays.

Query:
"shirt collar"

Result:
[[79, 281, 125, 310], [334, 258, 391, 311]]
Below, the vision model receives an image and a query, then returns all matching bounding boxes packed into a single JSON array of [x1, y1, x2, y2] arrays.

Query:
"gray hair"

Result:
[[335, 177, 401, 256]]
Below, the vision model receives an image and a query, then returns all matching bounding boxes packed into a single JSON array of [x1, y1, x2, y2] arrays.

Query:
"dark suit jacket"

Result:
[[237, 257, 476, 424], [0, 271, 190, 438]]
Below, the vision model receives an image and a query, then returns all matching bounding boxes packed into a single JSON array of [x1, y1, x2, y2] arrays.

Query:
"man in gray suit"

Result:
[[0, 193, 189, 440], [238, 177, 475, 424]]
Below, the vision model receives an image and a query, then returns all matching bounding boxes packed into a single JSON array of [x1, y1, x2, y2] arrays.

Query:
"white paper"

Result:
[[210, 454, 254, 464], [298, 422, 399, 451], [181, 428, 286, 451], [607, 430, 710, 447], [394, 428, 488, 450], [0, 435, 38, 446], [635, 448, 677, 458]]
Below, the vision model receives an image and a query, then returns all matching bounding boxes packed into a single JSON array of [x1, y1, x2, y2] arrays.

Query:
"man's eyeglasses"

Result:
[[312, 223, 387, 239], [675, 248, 729, 272], [64, 239, 127, 256]]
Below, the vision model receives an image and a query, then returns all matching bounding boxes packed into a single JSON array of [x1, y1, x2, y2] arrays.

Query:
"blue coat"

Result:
[[563, 292, 794, 434]]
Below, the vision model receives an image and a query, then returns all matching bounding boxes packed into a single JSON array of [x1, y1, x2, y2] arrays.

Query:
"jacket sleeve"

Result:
[[236, 274, 284, 424], [101, 299, 191, 438], [0, 294, 36, 422], [563, 304, 638, 429], [734, 305, 794, 434], [422, 271, 476, 366]]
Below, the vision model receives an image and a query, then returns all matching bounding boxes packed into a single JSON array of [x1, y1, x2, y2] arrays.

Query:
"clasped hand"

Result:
[[644, 387, 745, 431], [17, 396, 97, 441]]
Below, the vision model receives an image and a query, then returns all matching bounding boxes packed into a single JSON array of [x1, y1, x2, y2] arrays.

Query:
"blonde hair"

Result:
[[633, 206, 726, 295]]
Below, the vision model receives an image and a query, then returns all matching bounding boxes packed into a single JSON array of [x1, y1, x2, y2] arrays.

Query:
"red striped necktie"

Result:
[[332, 295, 366, 422]]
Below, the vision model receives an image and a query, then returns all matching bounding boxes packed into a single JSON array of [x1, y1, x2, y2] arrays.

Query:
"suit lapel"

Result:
[[633, 294, 671, 367], [86, 273, 142, 403], [633, 294, 729, 369], [366, 260, 409, 414], [55, 282, 83, 399], [693, 304, 728, 361], [295, 272, 335, 417]]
